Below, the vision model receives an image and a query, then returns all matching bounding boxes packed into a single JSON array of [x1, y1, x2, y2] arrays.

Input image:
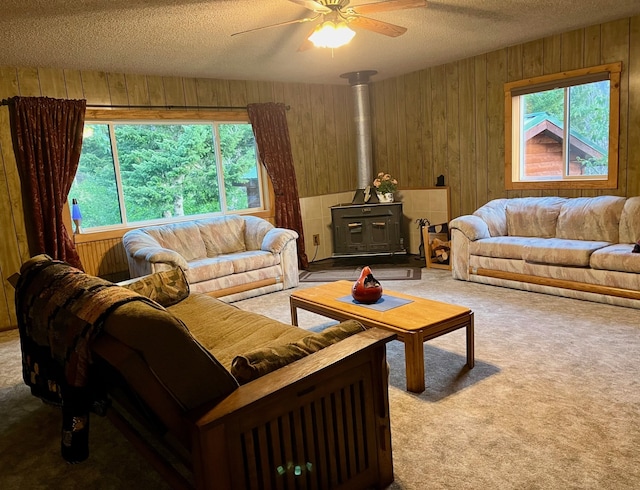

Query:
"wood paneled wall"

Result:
[[1, 14, 639, 330], [0, 68, 357, 330], [369, 16, 640, 219]]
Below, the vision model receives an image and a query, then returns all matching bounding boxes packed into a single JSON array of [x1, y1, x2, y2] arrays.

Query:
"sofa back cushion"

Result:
[[145, 221, 207, 261], [242, 215, 275, 251], [619, 196, 640, 243], [473, 199, 509, 237], [104, 300, 238, 411], [556, 196, 626, 243], [506, 197, 566, 237], [197, 216, 247, 256]]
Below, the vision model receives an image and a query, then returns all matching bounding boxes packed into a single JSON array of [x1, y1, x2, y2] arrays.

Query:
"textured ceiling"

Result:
[[1, 0, 640, 86]]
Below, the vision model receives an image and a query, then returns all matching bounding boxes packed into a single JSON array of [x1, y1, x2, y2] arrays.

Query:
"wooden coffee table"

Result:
[[290, 280, 474, 393]]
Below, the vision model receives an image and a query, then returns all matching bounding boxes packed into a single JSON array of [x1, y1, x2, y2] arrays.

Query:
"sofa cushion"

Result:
[[103, 300, 238, 411], [121, 268, 189, 307], [523, 238, 610, 267], [506, 197, 565, 238], [145, 221, 207, 262], [556, 196, 626, 243], [619, 196, 640, 244], [183, 256, 235, 284], [230, 320, 366, 384], [473, 198, 508, 237], [197, 216, 246, 256], [230, 250, 280, 273], [168, 294, 312, 369], [470, 236, 539, 260], [590, 244, 640, 274]]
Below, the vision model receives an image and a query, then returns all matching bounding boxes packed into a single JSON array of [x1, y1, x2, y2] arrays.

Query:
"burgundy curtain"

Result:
[[8, 97, 86, 270], [247, 102, 309, 269]]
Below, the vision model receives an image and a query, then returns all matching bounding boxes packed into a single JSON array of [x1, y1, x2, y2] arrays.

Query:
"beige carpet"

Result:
[[1, 269, 639, 489]]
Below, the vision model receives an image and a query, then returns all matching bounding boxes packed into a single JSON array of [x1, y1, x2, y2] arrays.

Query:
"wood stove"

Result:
[[331, 202, 405, 257]]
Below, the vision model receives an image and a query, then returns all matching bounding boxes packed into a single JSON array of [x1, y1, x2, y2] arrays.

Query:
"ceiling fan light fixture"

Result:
[[308, 20, 355, 48]]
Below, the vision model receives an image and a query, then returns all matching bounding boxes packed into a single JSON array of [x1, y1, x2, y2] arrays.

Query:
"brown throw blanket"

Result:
[[15, 256, 157, 463]]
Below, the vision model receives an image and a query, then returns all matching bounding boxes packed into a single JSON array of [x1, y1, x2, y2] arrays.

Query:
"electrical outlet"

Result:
[[313, 234, 320, 246]]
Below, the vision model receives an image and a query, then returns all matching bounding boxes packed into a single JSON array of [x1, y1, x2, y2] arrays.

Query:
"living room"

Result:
[[1, 1, 640, 488]]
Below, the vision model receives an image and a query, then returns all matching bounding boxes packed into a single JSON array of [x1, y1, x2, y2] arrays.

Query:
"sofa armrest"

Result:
[[189, 328, 396, 489], [130, 246, 189, 270], [450, 215, 491, 241], [261, 227, 299, 254]]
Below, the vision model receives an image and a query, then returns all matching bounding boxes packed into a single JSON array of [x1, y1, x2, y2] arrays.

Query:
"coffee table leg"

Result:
[[404, 332, 425, 393], [290, 301, 299, 326], [467, 313, 475, 369]]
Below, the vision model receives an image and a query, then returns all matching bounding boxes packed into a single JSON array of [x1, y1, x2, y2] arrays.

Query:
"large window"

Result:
[[504, 62, 621, 190], [70, 111, 265, 231]]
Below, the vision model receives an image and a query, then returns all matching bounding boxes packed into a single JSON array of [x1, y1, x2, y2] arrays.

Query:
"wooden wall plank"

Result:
[[370, 81, 388, 178], [163, 77, 186, 107], [628, 16, 640, 196], [16, 67, 41, 96], [601, 18, 631, 198], [403, 71, 423, 186], [322, 84, 339, 192], [0, 67, 19, 99], [458, 57, 476, 216], [474, 55, 488, 206], [108, 72, 129, 106], [331, 84, 352, 191], [383, 78, 400, 179], [485, 48, 508, 201], [419, 69, 433, 187], [80, 71, 111, 105], [430, 64, 447, 188], [228, 80, 248, 107], [64, 70, 84, 99], [445, 62, 461, 218], [183, 78, 199, 106], [146, 76, 166, 106], [38, 67, 66, 98], [310, 85, 328, 195]]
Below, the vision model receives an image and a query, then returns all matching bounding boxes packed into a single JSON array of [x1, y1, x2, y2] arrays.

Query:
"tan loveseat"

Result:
[[15, 255, 395, 489], [122, 215, 299, 301], [450, 195, 640, 308]]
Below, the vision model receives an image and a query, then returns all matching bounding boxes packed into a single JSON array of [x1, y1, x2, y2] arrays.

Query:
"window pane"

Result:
[[114, 124, 220, 222], [568, 81, 609, 176], [70, 123, 122, 228], [522, 88, 564, 179], [219, 123, 261, 211]]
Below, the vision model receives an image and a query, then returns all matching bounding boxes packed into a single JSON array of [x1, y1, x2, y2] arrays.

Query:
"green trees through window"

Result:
[[70, 121, 262, 230]]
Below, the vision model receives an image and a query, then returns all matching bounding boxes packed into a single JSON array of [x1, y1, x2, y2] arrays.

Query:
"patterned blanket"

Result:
[[15, 256, 157, 463]]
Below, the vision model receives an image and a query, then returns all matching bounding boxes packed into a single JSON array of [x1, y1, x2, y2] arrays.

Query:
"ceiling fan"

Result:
[[231, 0, 428, 51]]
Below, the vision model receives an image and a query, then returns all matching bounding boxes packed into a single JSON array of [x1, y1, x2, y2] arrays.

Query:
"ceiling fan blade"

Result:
[[351, 0, 426, 15], [231, 15, 319, 36], [288, 0, 332, 14], [349, 16, 407, 37]]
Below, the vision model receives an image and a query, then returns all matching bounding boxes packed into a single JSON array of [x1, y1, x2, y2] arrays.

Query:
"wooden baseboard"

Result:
[[206, 277, 281, 298], [472, 268, 640, 301]]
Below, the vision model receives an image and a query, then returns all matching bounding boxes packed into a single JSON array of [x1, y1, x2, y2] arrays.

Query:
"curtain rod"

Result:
[[1, 100, 290, 110]]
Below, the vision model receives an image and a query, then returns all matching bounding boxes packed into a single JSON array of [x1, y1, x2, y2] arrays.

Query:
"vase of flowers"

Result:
[[373, 172, 398, 203]]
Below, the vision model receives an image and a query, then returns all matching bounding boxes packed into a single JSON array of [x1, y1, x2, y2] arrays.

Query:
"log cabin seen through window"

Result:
[[70, 120, 264, 231], [504, 62, 621, 190]]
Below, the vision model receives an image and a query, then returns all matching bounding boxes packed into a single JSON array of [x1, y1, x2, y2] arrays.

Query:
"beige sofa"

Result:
[[15, 255, 395, 489], [122, 215, 299, 301], [450, 195, 640, 308]]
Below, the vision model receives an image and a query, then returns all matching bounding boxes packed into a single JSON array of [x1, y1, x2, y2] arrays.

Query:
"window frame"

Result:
[[70, 109, 273, 243], [504, 62, 621, 190]]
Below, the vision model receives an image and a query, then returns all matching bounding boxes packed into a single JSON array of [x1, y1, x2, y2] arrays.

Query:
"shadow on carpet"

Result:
[[300, 266, 421, 282]]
